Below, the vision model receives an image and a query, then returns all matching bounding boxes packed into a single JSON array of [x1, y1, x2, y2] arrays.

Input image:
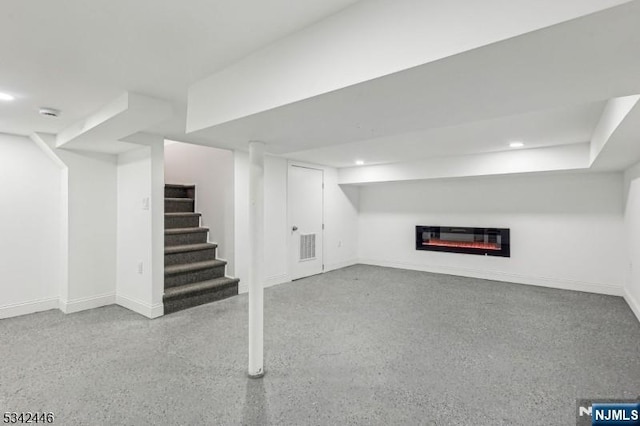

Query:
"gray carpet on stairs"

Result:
[[163, 184, 238, 314], [2, 265, 638, 425], [165, 212, 201, 229], [164, 243, 218, 266], [164, 198, 194, 213]]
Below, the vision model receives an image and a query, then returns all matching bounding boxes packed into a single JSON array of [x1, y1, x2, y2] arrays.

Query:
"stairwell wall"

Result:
[[0, 133, 63, 318], [164, 142, 235, 276], [116, 145, 164, 318]]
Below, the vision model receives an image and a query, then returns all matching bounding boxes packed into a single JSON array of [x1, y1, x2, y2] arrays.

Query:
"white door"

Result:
[[288, 165, 323, 280]]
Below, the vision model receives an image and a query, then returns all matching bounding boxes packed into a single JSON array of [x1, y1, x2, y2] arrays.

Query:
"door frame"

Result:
[[287, 161, 325, 280]]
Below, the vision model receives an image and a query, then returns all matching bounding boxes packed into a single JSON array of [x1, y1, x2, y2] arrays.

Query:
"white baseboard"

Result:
[[60, 293, 116, 314], [624, 288, 640, 324], [324, 259, 358, 273], [116, 295, 163, 318], [264, 273, 291, 289], [238, 273, 291, 294], [264, 260, 358, 287], [1, 292, 165, 320], [236, 260, 361, 294], [358, 258, 624, 296], [0, 297, 59, 320]]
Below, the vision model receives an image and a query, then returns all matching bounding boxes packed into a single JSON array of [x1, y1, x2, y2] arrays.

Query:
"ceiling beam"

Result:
[[187, 0, 630, 135], [338, 144, 590, 185], [56, 92, 172, 154]]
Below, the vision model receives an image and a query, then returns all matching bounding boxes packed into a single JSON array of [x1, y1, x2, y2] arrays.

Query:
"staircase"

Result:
[[163, 184, 239, 314]]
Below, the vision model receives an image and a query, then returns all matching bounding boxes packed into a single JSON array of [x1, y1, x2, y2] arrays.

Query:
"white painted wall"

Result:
[[2, 132, 163, 320], [234, 153, 291, 290], [624, 162, 640, 322], [264, 156, 288, 285], [234, 152, 359, 292], [234, 151, 250, 290], [116, 146, 163, 318], [0, 134, 62, 318], [57, 149, 117, 311], [30, 133, 118, 313], [148, 140, 165, 313], [323, 167, 359, 271], [358, 172, 625, 295], [164, 142, 235, 274], [120, 133, 166, 316]]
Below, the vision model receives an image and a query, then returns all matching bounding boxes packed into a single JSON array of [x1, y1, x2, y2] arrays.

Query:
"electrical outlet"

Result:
[[338, 240, 342, 247], [142, 197, 150, 210], [137, 261, 143, 274]]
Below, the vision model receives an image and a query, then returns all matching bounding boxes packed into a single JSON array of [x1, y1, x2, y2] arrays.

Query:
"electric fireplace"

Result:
[[415, 226, 510, 257]]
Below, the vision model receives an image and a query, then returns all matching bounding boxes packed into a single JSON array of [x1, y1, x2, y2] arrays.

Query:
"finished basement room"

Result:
[[1, 1, 639, 425]]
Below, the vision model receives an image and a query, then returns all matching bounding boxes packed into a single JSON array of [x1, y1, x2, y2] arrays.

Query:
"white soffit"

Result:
[[286, 102, 605, 168], [187, 0, 632, 134], [590, 95, 640, 170], [56, 93, 172, 154], [337, 144, 591, 185], [186, 1, 640, 158]]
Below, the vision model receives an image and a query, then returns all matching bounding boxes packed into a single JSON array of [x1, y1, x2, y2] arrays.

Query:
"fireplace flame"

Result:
[[423, 239, 500, 250]]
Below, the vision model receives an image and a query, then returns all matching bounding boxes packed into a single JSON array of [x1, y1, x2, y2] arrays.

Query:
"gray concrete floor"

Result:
[[1, 265, 639, 425]]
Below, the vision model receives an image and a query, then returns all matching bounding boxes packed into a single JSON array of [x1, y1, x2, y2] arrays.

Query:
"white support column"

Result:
[[248, 141, 265, 378]]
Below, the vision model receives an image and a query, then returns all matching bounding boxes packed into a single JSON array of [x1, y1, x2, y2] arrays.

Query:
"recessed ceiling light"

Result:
[[355, 160, 365, 166], [509, 141, 524, 148], [0, 92, 15, 101]]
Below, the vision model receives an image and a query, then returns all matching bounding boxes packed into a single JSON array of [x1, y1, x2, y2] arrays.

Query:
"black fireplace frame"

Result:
[[415, 226, 510, 257]]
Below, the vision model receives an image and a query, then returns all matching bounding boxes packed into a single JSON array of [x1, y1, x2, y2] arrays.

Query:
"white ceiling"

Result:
[[0, 0, 359, 136]]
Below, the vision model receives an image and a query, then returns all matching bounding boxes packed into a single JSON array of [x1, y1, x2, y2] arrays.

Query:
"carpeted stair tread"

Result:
[[165, 197, 195, 213], [165, 212, 201, 217], [165, 197, 195, 202], [165, 227, 209, 235], [163, 277, 239, 300], [165, 243, 217, 254], [165, 212, 201, 229], [165, 259, 226, 276], [165, 184, 195, 189]]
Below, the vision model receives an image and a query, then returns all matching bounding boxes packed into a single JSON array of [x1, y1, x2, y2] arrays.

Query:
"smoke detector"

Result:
[[39, 107, 61, 118]]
